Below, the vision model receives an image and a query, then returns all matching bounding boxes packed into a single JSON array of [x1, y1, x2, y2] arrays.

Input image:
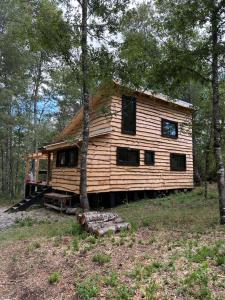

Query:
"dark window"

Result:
[[170, 154, 186, 171], [162, 119, 178, 138], [122, 95, 136, 135], [145, 150, 155, 165], [56, 148, 78, 168], [117, 147, 140, 166]]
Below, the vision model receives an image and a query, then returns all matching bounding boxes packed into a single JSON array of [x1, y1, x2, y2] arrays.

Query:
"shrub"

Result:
[[92, 252, 111, 265], [48, 272, 60, 284], [76, 278, 100, 300]]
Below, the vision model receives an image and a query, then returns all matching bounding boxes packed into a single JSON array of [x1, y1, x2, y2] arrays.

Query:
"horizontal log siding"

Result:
[[69, 98, 111, 139], [50, 93, 193, 194], [109, 95, 193, 191], [51, 96, 112, 193]]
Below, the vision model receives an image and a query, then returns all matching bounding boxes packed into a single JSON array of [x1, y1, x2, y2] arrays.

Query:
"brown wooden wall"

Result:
[[109, 95, 193, 191], [50, 97, 112, 193], [50, 93, 193, 193]]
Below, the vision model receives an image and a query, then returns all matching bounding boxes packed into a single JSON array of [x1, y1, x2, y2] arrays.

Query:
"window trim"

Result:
[[117, 147, 140, 166], [170, 153, 186, 171], [56, 147, 78, 168], [144, 150, 155, 166], [161, 118, 178, 139], [121, 95, 136, 135]]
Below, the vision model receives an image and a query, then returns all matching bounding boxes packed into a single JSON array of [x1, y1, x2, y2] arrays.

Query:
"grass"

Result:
[[0, 194, 21, 206], [113, 186, 220, 232], [48, 272, 60, 284], [92, 252, 111, 265], [0, 220, 84, 247], [75, 277, 100, 300], [1, 185, 225, 299]]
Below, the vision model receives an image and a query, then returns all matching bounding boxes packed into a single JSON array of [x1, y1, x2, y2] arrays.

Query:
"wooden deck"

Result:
[[44, 192, 72, 212]]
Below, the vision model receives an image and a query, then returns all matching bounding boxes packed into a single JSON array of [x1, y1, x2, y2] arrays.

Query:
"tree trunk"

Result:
[[32, 54, 43, 154], [79, 0, 90, 210], [211, 5, 225, 224]]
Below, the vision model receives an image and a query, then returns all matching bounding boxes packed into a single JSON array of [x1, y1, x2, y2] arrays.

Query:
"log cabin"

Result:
[[22, 82, 194, 210]]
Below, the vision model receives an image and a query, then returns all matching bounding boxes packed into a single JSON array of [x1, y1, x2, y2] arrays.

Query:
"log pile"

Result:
[[77, 211, 131, 236]]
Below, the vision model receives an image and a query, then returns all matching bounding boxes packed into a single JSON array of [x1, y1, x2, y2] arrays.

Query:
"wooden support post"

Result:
[[133, 191, 139, 201], [47, 152, 51, 185], [35, 158, 39, 183], [110, 192, 116, 208], [144, 190, 149, 199]]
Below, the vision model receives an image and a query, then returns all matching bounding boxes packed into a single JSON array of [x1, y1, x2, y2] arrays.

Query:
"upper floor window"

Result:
[[56, 148, 78, 168], [170, 153, 186, 171], [117, 147, 140, 166], [145, 150, 155, 166], [122, 95, 136, 135], [161, 119, 178, 139]]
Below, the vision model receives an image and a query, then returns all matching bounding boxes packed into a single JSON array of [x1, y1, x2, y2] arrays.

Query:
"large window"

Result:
[[122, 95, 136, 135], [56, 148, 78, 168], [161, 119, 178, 139], [170, 153, 186, 171], [117, 147, 140, 166], [145, 150, 155, 166]]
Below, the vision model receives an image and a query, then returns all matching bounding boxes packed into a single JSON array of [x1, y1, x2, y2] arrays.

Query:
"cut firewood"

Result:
[[80, 212, 118, 225], [77, 211, 130, 236]]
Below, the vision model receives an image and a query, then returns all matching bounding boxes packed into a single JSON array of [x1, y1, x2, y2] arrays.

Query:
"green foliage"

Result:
[[145, 280, 159, 300], [113, 187, 219, 231], [181, 264, 212, 299], [187, 241, 225, 267], [103, 271, 119, 287], [15, 217, 35, 227], [85, 235, 97, 245], [48, 272, 60, 284], [75, 278, 100, 300], [71, 238, 79, 252], [112, 284, 135, 300], [92, 252, 111, 265]]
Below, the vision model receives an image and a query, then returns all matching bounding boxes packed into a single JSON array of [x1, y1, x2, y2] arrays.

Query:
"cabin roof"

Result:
[[44, 82, 193, 150]]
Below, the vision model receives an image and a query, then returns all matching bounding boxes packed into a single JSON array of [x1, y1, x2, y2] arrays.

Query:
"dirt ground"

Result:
[[0, 207, 70, 231], [1, 227, 225, 300]]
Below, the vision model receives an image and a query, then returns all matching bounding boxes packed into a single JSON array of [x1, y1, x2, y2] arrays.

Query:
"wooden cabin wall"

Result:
[[51, 152, 80, 193], [109, 95, 193, 191], [67, 97, 112, 139], [50, 97, 112, 194], [50, 136, 111, 194], [50, 93, 193, 195]]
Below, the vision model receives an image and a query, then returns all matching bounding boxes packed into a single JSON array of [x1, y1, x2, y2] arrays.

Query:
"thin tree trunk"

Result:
[[32, 54, 43, 154], [79, 0, 90, 210], [211, 5, 225, 224]]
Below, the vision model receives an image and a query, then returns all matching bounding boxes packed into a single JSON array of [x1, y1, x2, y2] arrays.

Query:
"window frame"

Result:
[[117, 147, 140, 166], [170, 153, 186, 171], [144, 150, 155, 166], [121, 95, 137, 135], [56, 147, 78, 168], [161, 118, 178, 139]]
